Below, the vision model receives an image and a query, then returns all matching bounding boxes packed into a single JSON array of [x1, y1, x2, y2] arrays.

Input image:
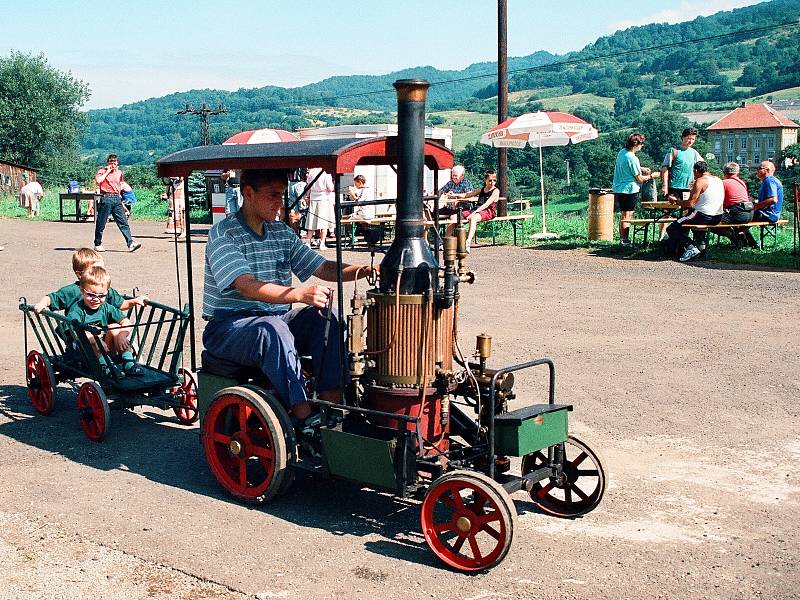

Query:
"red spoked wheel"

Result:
[[421, 470, 516, 572], [76, 382, 111, 442], [201, 386, 289, 504], [26, 350, 56, 416], [173, 368, 199, 425], [522, 435, 607, 517]]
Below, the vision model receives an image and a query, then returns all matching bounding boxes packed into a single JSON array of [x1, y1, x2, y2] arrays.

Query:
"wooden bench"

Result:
[[620, 217, 676, 247], [484, 214, 538, 245], [683, 219, 788, 251]]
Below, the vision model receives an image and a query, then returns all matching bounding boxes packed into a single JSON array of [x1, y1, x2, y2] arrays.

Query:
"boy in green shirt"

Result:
[[33, 248, 147, 353], [66, 266, 143, 376]]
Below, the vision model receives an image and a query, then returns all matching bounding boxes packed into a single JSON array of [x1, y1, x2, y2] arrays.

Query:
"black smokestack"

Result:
[[380, 79, 439, 294]]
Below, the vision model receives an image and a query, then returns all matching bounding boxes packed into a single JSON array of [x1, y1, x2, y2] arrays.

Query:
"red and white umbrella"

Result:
[[481, 112, 599, 237], [223, 128, 299, 144]]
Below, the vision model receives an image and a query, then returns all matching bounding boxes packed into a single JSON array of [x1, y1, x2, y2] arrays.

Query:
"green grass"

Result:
[[471, 206, 799, 269], [0, 188, 211, 223]]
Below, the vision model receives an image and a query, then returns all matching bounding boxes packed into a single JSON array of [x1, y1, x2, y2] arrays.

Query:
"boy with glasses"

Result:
[[66, 266, 143, 376]]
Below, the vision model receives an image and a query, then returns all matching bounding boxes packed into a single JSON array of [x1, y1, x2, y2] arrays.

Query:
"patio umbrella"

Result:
[[480, 112, 599, 238], [223, 128, 300, 144]]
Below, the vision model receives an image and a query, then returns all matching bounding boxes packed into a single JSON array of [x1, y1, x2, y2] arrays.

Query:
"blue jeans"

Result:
[[225, 186, 240, 214], [94, 194, 134, 247], [202, 306, 345, 409]]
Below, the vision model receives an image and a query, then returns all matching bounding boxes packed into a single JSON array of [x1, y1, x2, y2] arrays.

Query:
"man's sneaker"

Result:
[[94, 245, 105, 252], [679, 245, 701, 262], [128, 241, 142, 252]]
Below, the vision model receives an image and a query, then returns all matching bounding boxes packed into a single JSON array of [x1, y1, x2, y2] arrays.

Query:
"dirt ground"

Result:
[[0, 217, 798, 600]]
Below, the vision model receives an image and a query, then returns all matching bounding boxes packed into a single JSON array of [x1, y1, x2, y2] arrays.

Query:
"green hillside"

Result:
[[80, 0, 800, 165]]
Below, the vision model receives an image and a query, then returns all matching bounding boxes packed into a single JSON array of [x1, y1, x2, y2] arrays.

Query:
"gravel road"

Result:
[[1, 218, 798, 599]]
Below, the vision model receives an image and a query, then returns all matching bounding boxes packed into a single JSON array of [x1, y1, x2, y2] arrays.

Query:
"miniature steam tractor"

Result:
[[157, 78, 606, 571]]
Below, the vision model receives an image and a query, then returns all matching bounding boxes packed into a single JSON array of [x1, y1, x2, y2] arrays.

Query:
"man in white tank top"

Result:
[[663, 161, 723, 262]]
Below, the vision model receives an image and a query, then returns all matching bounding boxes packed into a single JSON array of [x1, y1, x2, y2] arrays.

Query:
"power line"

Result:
[[295, 19, 799, 106]]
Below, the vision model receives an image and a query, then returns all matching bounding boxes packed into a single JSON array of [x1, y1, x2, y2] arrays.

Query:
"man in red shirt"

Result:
[[94, 154, 141, 252], [719, 161, 754, 248]]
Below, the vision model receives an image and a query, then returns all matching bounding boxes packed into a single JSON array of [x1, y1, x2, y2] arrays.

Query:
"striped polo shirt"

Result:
[[203, 213, 326, 319]]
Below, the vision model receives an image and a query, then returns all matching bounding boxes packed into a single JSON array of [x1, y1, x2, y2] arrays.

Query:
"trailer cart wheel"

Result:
[[77, 382, 111, 442], [522, 435, 606, 517], [173, 368, 199, 425], [26, 350, 56, 416], [201, 386, 289, 504], [421, 470, 516, 572]]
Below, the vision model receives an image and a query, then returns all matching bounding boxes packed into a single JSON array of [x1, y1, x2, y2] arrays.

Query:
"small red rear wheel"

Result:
[[522, 435, 607, 517], [201, 386, 290, 504], [77, 382, 110, 442], [26, 350, 56, 416], [421, 471, 516, 572], [173, 368, 199, 425]]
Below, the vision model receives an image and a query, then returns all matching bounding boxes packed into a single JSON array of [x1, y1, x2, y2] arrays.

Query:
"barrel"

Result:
[[587, 189, 614, 241]]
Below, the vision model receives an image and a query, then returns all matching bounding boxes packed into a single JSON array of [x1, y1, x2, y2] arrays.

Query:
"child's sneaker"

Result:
[[94, 245, 105, 252], [128, 241, 142, 252]]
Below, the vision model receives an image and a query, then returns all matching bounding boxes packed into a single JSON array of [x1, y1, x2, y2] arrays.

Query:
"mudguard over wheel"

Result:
[[522, 435, 607, 517], [77, 381, 110, 442], [201, 386, 292, 504], [26, 350, 56, 416], [421, 470, 517, 571]]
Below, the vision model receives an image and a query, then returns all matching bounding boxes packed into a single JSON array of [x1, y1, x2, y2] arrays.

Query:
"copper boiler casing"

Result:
[[366, 291, 453, 386]]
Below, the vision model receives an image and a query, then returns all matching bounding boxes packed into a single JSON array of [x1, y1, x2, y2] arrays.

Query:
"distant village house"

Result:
[[0, 159, 38, 194], [707, 103, 798, 170]]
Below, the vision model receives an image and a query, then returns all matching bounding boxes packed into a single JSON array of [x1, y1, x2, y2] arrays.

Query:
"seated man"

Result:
[[436, 165, 474, 217], [202, 169, 378, 425], [664, 161, 723, 262], [740, 160, 785, 248]]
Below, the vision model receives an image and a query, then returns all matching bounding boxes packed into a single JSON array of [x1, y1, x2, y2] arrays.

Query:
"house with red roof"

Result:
[[707, 103, 798, 170]]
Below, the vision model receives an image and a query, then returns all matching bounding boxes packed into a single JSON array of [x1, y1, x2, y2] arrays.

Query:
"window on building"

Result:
[[754, 138, 761, 150], [740, 138, 748, 151], [714, 139, 721, 151], [727, 139, 734, 151], [753, 154, 760, 165], [768, 137, 775, 150]]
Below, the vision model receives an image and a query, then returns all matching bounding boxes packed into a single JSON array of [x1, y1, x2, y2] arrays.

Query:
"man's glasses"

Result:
[[82, 289, 108, 300], [757, 167, 768, 171]]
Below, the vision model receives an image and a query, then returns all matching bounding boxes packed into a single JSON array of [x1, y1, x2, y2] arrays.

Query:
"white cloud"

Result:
[[610, 0, 763, 31]]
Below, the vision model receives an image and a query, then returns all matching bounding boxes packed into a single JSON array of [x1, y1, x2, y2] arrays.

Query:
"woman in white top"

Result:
[[304, 168, 335, 248], [664, 161, 723, 262]]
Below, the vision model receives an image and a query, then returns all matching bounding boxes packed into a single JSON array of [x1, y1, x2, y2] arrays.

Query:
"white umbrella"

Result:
[[481, 112, 599, 238]]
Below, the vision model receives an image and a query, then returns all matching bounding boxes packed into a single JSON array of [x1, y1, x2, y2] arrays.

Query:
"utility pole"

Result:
[[177, 103, 227, 146], [497, 0, 508, 216]]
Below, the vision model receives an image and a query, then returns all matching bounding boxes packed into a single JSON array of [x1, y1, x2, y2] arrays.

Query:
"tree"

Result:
[[0, 52, 90, 183]]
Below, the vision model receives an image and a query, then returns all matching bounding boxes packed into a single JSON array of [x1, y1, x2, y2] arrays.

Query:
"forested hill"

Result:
[[81, 52, 556, 165], [82, 0, 800, 165], [495, 0, 800, 103]]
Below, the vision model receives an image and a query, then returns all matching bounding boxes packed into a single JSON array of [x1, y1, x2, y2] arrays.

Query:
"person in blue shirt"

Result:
[[612, 132, 659, 246], [739, 160, 785, 248]]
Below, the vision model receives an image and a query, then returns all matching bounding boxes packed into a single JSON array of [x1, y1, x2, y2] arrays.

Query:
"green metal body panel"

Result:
[[197, 371, 238, 421], [494, 404, 571, 456], [320, 426, 398, 490]]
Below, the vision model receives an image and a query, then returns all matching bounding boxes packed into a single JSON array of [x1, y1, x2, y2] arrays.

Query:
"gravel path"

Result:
[[0, 218, 798, 599]]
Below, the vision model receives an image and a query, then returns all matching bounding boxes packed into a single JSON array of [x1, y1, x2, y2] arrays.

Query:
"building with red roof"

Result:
[[707, 103, 798, 169]]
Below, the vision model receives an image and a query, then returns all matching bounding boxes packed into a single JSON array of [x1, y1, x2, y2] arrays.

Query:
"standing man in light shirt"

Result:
[[94, 154, 141, 252]]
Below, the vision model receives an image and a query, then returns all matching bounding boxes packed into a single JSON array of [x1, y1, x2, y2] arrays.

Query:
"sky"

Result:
[[1, 0, 764, 110]]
